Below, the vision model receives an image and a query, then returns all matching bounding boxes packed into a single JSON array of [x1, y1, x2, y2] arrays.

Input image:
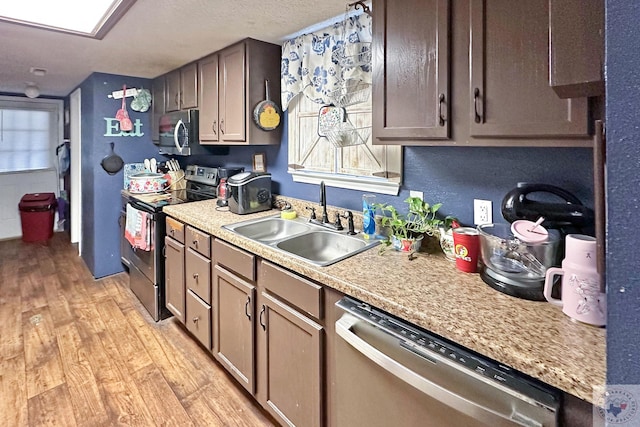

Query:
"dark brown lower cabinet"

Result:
[[164, 235, 185, 323], [257, 292, 323, 427], [212, 264, 256, 394]]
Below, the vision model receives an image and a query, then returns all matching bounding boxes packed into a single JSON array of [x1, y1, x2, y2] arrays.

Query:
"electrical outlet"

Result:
[[474, 199, 493, 225], [409, 190, 423, 200]]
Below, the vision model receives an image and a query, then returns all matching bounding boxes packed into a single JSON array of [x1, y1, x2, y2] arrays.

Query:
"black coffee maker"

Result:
[[478, 183, 594, 301]]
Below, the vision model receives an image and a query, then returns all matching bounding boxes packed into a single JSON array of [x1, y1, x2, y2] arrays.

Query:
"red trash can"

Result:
[[19, 193, 57, 242]]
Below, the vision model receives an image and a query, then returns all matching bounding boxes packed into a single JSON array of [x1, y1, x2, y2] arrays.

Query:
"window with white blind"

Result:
[[0, 96, 62, 173]]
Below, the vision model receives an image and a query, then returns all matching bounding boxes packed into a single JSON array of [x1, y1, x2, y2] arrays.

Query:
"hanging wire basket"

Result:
[[325, 122, 371, 148], [332, 42, 372, 69], [328, 78, 371, 107]]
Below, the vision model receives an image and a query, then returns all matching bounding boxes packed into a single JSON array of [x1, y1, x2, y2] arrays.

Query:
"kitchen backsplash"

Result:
[[189, 117, 594, 228]]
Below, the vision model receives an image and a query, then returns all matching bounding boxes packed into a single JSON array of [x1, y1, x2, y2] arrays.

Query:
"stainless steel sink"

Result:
[[223, 215, 379, 266], [228, 217, 311, 243]]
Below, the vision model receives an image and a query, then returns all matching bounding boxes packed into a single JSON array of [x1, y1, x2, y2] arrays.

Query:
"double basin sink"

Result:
[[222, 215, 379, 266]]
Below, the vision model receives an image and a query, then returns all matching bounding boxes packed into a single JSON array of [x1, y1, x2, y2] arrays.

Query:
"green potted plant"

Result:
[[374, 197, 445, 253]]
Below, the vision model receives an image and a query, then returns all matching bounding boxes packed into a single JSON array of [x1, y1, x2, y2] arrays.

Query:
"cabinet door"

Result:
[[219, 42, 246, 142], [199, 54, 220, 142], [180, 63, 198, 110], [372, 0, 450, 142], [151, 76, 165, 142], [165, 70, 181, 112], [549, 0, 604, 98], [164, 236, 185, 323], [469, 0, 589, 138], [258, 292, 323, 427], [212, 264, 255, 393]]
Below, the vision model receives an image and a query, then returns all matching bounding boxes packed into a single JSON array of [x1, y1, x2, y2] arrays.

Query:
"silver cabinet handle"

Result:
[[335, 313, 531, 426], [192, 317, 199, 324], [193, 239, 198, 247], [192, 273, 199, 280]]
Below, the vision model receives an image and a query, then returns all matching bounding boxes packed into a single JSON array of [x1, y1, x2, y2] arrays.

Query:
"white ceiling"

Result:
[[0, 0, 351, 97]]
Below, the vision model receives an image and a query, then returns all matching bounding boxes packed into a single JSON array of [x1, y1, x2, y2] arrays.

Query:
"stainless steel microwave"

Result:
[[157, 110, 228, 156]]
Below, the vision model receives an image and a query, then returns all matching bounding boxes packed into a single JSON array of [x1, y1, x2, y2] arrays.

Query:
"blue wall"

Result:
[[187, 117, 594, 226], [80, 73, 161, 278], [605, 0, 640, 383]]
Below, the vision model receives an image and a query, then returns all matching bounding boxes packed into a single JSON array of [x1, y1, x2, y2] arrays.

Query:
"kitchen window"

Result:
[[282, 11, 402, 195], [0, 96, 63, 173]]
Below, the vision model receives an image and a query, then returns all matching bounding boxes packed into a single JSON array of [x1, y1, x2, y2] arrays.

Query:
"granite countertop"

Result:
[[163, 199, 605, 404]]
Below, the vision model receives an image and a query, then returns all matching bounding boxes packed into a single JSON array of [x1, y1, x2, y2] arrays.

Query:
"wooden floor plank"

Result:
[[95, 297, 153, 375], [27, 383, 77, 427], [55, 323, 109, 427], [83, 327, 157, 427], [20, 272, 48, 314], [40, 275, 74, 330], [0, 233, 276, 427], [22, 306, 65, 399], [0, 355, 28, 427], [124, 310, 212, 401], [131, 364, 195, 427], [0, 277, 23, 360]]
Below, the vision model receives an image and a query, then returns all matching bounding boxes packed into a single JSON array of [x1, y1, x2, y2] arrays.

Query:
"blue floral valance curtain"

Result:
[[281, 13, 372, 111]]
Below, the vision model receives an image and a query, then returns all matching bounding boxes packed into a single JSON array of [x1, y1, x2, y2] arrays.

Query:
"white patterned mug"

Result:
[[543, 235, 606, 327]]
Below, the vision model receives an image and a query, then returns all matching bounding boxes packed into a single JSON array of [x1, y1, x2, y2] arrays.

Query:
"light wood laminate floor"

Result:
[[0, 233, 275, 427]]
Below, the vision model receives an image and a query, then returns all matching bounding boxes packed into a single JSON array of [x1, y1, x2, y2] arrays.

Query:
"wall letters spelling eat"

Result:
[[103, 118, 144, 137]]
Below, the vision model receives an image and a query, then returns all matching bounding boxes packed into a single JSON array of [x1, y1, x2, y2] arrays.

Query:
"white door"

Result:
[[70, 89, 82, 254]]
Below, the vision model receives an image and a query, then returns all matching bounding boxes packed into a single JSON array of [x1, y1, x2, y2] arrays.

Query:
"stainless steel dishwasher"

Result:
[[334, 297, 560, 426]]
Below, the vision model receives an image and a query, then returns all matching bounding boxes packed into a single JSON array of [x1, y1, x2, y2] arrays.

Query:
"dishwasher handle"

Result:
[[335, 313, 543, 427]]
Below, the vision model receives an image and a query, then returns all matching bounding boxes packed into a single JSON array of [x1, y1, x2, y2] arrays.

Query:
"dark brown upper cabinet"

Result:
[[198, 53, 220, 143], [165, 63, 198, 113], [200, 39, 282, 146], [372, 0, 450, 143], [372, 0, 598, 147], [151, 76, 165, 141], [469, 0, 589, 139], [549, 0, 604, 99]]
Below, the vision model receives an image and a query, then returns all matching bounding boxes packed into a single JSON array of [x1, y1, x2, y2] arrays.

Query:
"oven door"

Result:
[[126, 201, 160, 284]]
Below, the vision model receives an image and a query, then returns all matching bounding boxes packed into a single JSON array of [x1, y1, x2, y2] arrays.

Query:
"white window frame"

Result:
[[287, 94, 402, 196], [0, 95, 63, 175]]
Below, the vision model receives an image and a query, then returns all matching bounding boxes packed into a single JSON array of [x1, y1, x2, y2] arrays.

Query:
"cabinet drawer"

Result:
[[260, 261, 323, 320], [186, 248, 211, 303], [213, 239, 256, 282], [186, 289, 211, 349], [166, 217, 185, 243], [186, 226, 210, 257]]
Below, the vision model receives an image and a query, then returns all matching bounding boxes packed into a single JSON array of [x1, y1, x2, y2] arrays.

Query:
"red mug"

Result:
[[453, 227, 480, 273]]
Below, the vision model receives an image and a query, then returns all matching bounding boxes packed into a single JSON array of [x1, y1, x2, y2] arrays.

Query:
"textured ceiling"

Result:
[[0, 0, 351, 97]]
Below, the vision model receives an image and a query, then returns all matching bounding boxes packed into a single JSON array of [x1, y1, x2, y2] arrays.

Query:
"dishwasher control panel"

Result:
[[336, 296, 560, 412]]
